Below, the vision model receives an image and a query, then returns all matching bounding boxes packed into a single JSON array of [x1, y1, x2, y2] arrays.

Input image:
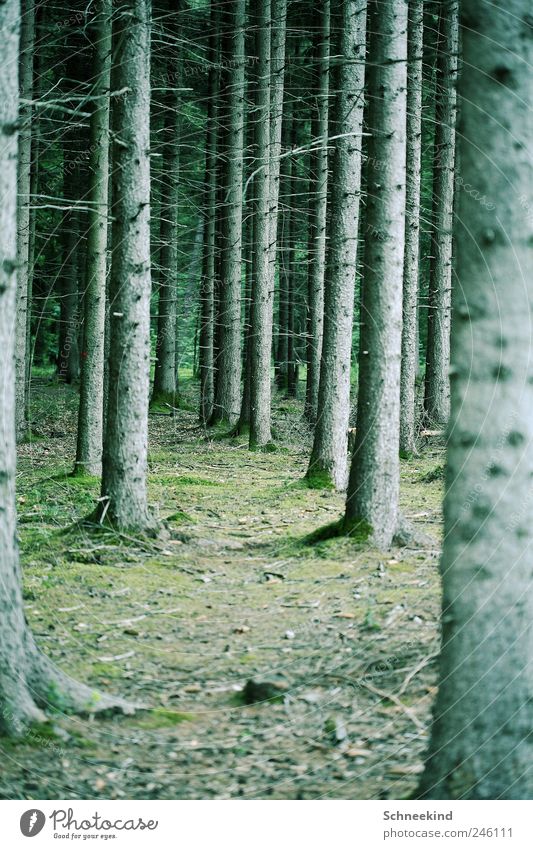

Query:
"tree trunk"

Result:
[[306, 0, 367, 489], [423, 0, 459, 426], [267, 0, 287, 334], [75, 0, 112, 476], [249, 0, 273, 449], [287, 115, 300, 398], [211, 0, 246, 426], [0, 0, 130, 737], [344, 0, 408, 547], [153, 6, 182, 408], [99, 0, 154, 532], [238, 197, 254, 433], [275, 99, 293, 392], [399, 0, 423, 457], [305, 0, 330, 423], [419, 0, 533, 799], [15, 0, 35, 441], [199, 0, 219, 425], [58, 174, 81, 385]]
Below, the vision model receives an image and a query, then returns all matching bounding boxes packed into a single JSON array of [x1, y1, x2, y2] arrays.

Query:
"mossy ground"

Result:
[[2, 373, 445, 800]]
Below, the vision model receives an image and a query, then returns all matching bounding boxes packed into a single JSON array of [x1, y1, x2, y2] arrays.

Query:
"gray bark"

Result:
[[399, 0, 423, 456], [423, 0, 459, 426], [419, 0, 533, 800], [153, 8, 182, 407], [75, 0, 112, 476], [199, 1, 219, 425], [306, 0, 367, 489], [15, 0, 34, 441], [211, 0, 246, 426], [99, 0, 154, 532], [249, 0, 273, 449], [275, 99, 293, 392], [305, 0, 330, 423], [58, 179, 80, 385], [345, 0, 408, 547], [267, 0, 287, 328], [0, 0, 129, 736]]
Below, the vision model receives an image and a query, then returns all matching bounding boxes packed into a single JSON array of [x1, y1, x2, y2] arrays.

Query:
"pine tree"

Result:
[[152, 2, 183, 408], [423, 0, 459, 426], [399, 0, 424, 456], [344, 0, 408, 547], [419, 0, 533, 799], [306, 0, 367, 489], [0, 0, 128, 736], [75, 0, 112, 476], [210, 0, 246, 426], [249, 0, 273, 449], [305, 0, 330, 423], [98, 0, 155, 532], [15, 0, 35, 441], [199, 0, 219, 425]]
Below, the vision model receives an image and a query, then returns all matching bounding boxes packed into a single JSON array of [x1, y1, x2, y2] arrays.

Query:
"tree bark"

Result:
[[423, 0, 459, 426], [419, 0, 533, 799], [199, 1, 219, 425], [305, 0, 330, 423], [399, 0, 423, 457], [99, 0, 154, 532], [275, 99, 293, 392], [153, 5, 182, 408], [0, 0, 131, 736], [306, 0, 367, 489], [249, 0, 273, 449], [267, 0, 287, 340], [344, 0, 408, 547], [75, 0, 112, 476], [15, 0, 35, 441], [211, 0, 246, 426], [57, 169, 81, 385]]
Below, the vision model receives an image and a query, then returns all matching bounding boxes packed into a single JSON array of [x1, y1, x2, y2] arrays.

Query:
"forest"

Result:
[[0, 0, 532, 804]]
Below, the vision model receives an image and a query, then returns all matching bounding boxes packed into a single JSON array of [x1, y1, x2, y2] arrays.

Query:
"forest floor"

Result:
[[1, 374, 445, 800]]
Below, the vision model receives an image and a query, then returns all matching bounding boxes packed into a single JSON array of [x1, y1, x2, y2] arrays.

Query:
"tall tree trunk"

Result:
[[58, 171, 81, 385], [0, 0, 127, 737], [75, 0, 112, 476], [305, 0, 330, 423], [153, 6, 182, 408], [286, 114, 300, 398], [199, 0, 219, 425], [306, 0, 367, 489], [249, 0, 273, 449], [15, 0, 35, 441], [399, 0, 424, 456], [423, 0, 459, 426], [275, 99, 293, 392], [344, 0, 408, 547], [99, 0, 154, 532], [238, 201, 254, 432], [419, 0, 533, 799], [267, 0, 287, 320], [211, 0, 246, 426]]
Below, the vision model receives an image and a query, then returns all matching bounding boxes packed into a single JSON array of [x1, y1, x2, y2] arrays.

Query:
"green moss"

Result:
[[304, 469, 335, 490], [342, 516, 373, 543], [153, 474, 221, 488], [130, 708, 194, 729], [166, 510, 194, 523]]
